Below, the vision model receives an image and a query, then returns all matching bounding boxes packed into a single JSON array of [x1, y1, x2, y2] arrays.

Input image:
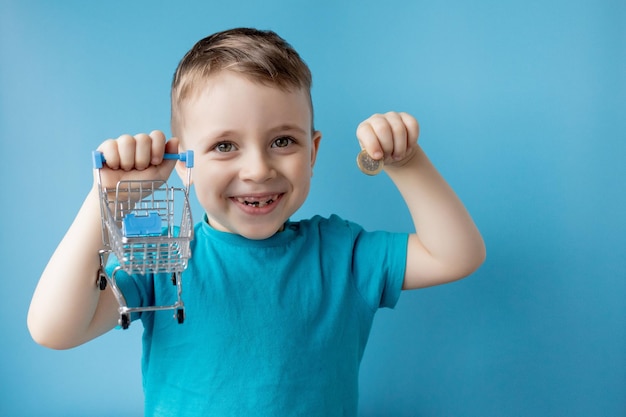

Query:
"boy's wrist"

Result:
[[384, 145, 422, 173]]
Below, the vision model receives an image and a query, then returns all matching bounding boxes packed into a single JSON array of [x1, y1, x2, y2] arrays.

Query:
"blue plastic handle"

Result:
[[92, 150, 194, 169]]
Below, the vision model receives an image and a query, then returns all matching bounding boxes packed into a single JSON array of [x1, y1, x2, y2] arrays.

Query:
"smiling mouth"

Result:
[[234, 194, 281, 208]]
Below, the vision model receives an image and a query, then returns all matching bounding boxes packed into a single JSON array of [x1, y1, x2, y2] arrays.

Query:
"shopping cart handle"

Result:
[[92, 150, 194, 169]]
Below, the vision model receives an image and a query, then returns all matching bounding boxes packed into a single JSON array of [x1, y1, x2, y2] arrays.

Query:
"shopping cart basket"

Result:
[[92, 150, 194, 329]]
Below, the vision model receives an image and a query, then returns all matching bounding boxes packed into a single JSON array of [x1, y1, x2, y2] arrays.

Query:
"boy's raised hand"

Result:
[[28, 130, 183, 349], [95, 130, 180, 189], [356, 112, 420, 169]]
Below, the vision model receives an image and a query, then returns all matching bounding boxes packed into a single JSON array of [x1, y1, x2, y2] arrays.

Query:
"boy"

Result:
[[28, 28, 485, 416]]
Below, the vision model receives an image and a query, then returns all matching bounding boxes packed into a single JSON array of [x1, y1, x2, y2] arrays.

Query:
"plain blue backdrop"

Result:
[[1, 1, 624, 416]]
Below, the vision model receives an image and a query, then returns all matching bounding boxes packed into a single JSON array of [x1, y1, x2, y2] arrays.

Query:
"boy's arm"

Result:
[[357, 113, 486, 290], [28, 189, 122, 349], [28, 131, 178, 349]]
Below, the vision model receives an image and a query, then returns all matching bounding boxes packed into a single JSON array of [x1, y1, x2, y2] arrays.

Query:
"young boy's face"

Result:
[[177, 71, 321, 240]]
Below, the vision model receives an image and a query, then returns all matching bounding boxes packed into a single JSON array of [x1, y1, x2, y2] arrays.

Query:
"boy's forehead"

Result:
[[178, 71, 314, 129], [188, 71, 308, 101]]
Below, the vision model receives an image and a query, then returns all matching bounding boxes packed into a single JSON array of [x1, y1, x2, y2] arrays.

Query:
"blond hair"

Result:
[[171, 28, 314, 137]]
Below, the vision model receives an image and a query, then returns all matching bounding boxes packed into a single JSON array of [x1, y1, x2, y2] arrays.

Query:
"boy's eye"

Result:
[[272, 136, 294, 148], [213, 142, 236, 153]]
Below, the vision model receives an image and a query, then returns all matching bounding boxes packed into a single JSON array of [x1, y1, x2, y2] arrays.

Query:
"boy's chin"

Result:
[[238, 224, 286, 240], [207, 217, 286, 240]]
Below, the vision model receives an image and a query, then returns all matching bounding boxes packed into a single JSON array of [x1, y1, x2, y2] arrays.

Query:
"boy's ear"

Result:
[[175, 160, 193, 185], [310, 130, 322, 170]]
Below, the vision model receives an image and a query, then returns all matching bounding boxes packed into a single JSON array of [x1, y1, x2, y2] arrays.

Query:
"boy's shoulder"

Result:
[[289, 213, 355, 230], [287, 214, 373, 240]]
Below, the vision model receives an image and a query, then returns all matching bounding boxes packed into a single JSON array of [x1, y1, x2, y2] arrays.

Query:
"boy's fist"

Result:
[[95, 130, 179, 188], [356, 112, 420, 169]]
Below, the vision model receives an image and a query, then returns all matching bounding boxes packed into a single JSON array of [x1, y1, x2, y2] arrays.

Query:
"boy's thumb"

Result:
[[165, 136, 181, 155], [166, 137, 193, 186]]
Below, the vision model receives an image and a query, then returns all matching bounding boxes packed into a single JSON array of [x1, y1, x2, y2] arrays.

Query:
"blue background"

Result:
[[1, 1, 624, 416]]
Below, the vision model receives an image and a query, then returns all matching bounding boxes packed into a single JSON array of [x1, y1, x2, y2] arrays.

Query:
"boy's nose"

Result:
[[239, 152, 276, 182]]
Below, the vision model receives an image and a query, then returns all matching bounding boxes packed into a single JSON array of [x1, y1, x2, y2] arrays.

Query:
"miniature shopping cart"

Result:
[[92, 150, 194, 329]]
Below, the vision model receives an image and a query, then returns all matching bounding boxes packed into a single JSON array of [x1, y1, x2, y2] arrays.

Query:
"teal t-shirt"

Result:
[[114, 214, 408, 417]]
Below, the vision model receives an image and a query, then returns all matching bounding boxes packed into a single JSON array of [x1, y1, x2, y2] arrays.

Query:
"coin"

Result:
[[356, 149, 384, 176]]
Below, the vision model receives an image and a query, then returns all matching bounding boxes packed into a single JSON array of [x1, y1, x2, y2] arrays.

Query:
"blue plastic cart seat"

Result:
[[122, 211, 162, 237]]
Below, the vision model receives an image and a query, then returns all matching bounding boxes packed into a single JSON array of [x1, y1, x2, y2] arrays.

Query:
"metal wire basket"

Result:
[[92, 150, 194, 329]]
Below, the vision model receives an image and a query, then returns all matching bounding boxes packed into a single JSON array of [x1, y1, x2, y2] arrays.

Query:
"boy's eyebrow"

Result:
[[201, 124, 309, 142], [208, 129, 237, 140], [267, 124, 309, 136]]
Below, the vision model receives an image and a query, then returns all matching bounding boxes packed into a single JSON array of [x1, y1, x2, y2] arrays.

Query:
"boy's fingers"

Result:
[[134, 133, 153, 170], [153, 136, 181, 179], [356, 122, 384, 160], [117, 134, 137, 171], [385, 112, 408, 160], [98, 139, 121, 169], [164, 136, 180, 155], [149, 130, 167, 165], [399, 112, 420, 144], [97, 131, 176, 173], [368, 115, 394, 158]]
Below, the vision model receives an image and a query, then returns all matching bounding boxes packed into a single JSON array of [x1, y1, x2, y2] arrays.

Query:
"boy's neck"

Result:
[[204, 215, 286, 235]]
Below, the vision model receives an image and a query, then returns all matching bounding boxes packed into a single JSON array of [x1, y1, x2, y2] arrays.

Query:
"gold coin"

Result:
[[356, 149, 384, 175]]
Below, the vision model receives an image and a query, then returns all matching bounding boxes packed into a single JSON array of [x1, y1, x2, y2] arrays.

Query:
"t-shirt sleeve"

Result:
[[318, 215, 408, 310], [352, 227, 408, 309]]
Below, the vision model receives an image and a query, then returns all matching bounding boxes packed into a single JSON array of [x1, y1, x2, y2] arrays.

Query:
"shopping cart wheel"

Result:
[[176, 308, 185, 324], [119, 313, 130, 330], [97, 273, 107, 291], [98, 275, 107, 291]]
